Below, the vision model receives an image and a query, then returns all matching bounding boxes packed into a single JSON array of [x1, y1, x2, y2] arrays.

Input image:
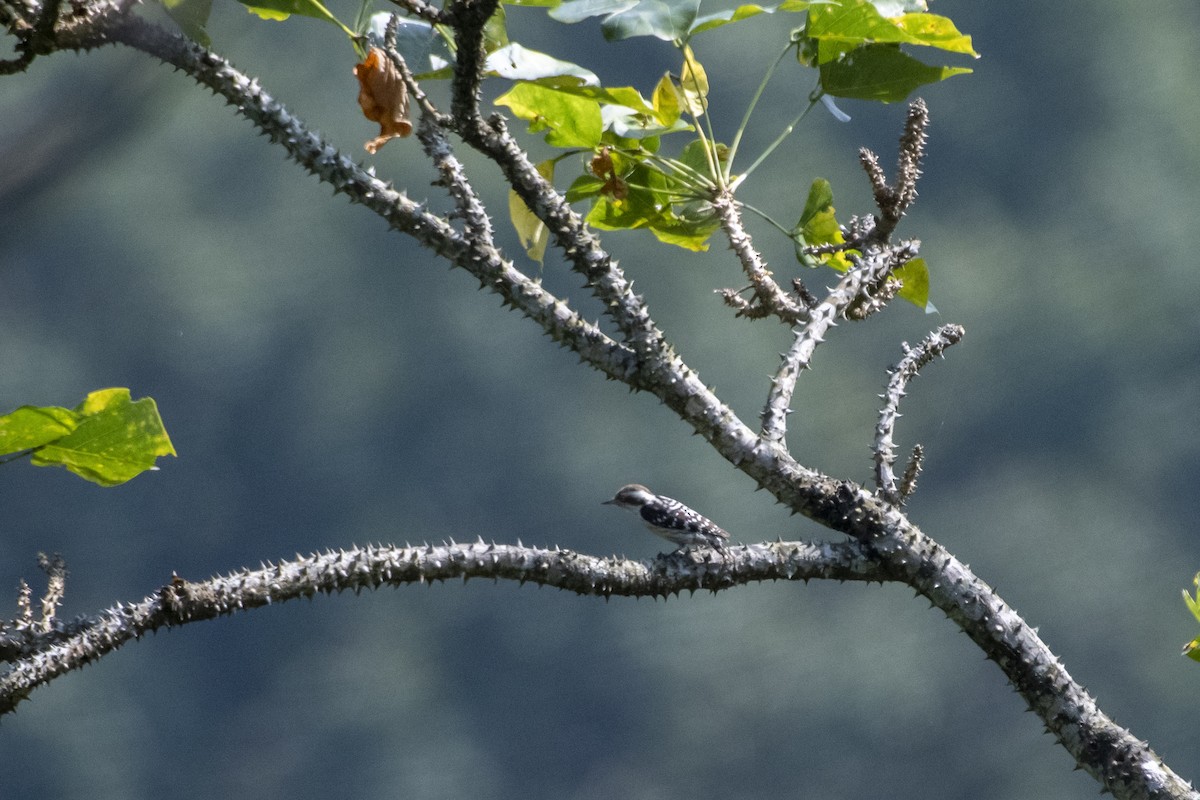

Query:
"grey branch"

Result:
[[1, 531, 1193, 799], [759, 244, 908, 445], [0, 540, 880, 715], [712, 191, 811, 324], [874, 324, 964, 504], [861, 98, 929, 240], [3, 2, 1196, 797]]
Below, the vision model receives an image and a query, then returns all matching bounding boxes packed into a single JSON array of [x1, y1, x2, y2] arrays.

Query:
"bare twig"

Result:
[[35, 553, 66, 633], [382, 18, 493, 242], [873, 324, 964, 504], [440, 0, 670, 354], [385, 0, 444, 25], [759, 245, 902, 444], [0, 0, 60, 73], [712, 191, 811, 324], [860, 98, 929, 240], [898, 443, 924, 502]]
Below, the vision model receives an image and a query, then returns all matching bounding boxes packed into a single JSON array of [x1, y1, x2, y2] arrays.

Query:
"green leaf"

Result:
[[651, 73, 681, 125], [679, 45, 708, 116], [510, 160, 555, 264], [805, 0, 976, 63], [648, 210, 719, 251], [793, 178, 854, 271], [819, 44, 971, 102], [565, 173, 608, 203], [549, 0, 700, 42], [1, 389, 176, 487], [688, 2, 779, 35], [161, 0, 214, 45], [894, 256, 930, 309], [1184, 573, 1200, 661], [486, 42, 599, 85], [892, 12, 977, 56], [239, 0, 354, 36], [797, 177, 834, 229], [1184, 573, 1200, 623], [0, 405, 78, 453], [495, 83, 603, 147]]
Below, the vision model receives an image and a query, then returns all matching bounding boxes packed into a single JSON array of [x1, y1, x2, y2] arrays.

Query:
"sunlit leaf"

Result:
[[548, 0, 634, 22], [586, 195, 655, 230], [0, 406, 77, 453], [1184, 573, 1200, 623], [892, 12, 976, 56], [679, 45, 708, 116], [652, 73, 681, 125], [793, 178, 854, 271], [1184, 573, 1200, 661], [1, 389, 176, 487], [688, 2, 813, 35], [797, 177, 833, 229], [819, 44, 971, 102], [804, 0, 976, 63], [238, 0, 353, 36], [649, 211, 719, 250], [870, 0, 925, 14], [894, 257, 930, 309], [602, 104, 686, 138], [495, 83, 603, 147], [509, 160, 555, 263]]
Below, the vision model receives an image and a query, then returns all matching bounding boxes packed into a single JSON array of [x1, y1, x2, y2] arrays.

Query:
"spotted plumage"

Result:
[[603, 484, 730, 551]]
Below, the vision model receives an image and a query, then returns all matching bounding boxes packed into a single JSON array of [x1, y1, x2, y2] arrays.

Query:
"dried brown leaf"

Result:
[[353, 47, 412, 154]]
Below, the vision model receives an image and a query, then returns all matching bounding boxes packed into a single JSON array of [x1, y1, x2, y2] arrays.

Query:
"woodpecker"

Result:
[[603, 484, 730, 551]]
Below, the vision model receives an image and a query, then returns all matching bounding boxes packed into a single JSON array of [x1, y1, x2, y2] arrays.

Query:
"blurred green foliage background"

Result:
[[2, 2, 1199, 797]]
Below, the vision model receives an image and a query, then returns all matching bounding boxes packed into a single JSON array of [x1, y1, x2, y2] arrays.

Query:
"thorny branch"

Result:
[[712, 191, 813, 324], [873, 324, 964, 505], [2, 1, 1197, 798], [756, 108, 930, 446]]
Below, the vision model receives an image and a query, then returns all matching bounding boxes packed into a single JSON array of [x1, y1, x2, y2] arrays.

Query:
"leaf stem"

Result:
[[738, 201, 795, 238], [728, 92, 818, 193], [725, 40, 793, 181]]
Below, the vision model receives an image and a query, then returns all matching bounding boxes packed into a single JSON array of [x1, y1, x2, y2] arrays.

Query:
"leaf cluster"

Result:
[[0, 389, 176, 486], [154, 0, 972, 302]]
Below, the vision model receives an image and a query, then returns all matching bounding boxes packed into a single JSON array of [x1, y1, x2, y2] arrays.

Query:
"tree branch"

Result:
[[873, 324, 964, 504], [0, 540, 881, 714], [711, 191, 811, 324], [2, 533, 1193, 799], [89, 15, 637, 378], [4, 5, 1196, 797], [441, 0, 667, 353]]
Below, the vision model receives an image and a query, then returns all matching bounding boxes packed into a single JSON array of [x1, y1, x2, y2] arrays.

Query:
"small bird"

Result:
[[603, 484, 730, 551]]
